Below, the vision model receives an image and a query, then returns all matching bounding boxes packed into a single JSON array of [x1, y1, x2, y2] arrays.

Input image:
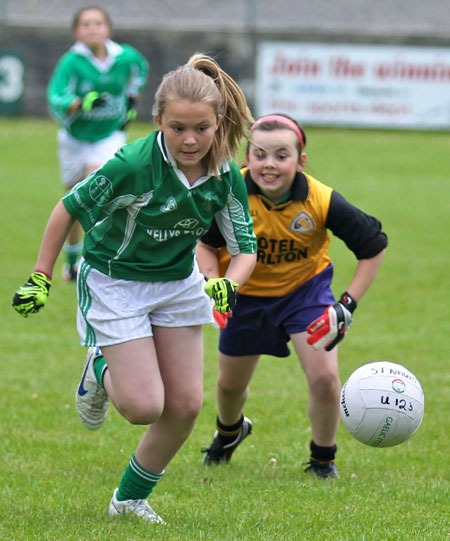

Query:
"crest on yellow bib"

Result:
[[290, 211, 316, 234]]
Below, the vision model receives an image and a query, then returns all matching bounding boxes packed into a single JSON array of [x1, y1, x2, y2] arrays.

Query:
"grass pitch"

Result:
[[1, 118, 449, 540]]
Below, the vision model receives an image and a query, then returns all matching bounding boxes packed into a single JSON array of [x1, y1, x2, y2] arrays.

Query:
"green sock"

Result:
[[116, 453, 164, 501], [93, 356, 107, 390]]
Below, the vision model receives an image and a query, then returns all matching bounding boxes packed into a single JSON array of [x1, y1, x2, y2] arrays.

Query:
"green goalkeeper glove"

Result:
[[81, 91, 107, 112], [120, 96, 138, 130], [12, 272, 52, 317], [204, 278, 239, 313], [120, 108, 137, 130]]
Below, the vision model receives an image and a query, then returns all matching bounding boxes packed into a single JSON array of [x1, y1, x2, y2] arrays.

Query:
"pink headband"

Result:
[[250, 115, 304, 148]]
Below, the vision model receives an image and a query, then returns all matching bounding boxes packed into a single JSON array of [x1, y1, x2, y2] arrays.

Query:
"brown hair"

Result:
[[71, 6, 112, 31], [153, 53, 253, 174], [249, 113, 307, 156]]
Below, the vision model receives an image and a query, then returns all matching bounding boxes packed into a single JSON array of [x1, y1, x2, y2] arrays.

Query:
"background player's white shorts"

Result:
[[77, 260, 214, 347], [57, 129, 127, 187]]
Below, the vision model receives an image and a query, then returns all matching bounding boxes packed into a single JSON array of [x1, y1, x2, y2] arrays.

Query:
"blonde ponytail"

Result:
[[153, 53, 253, 174]]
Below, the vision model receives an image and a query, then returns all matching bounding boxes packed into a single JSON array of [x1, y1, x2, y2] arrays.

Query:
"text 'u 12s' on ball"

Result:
[[340, 361, 424, 447]]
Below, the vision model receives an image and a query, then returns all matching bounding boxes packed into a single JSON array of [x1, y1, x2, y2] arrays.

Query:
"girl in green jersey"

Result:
[[47, 6, 149, 280], [13, 53, 257, 524]]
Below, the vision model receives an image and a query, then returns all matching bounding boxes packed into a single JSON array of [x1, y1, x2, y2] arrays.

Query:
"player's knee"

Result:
[[173, 394, 203, 423], [217, 378, 247, 397], [162, 386, 203, 424], [118, 398, 164, 425], [309, 371, 340, 398]]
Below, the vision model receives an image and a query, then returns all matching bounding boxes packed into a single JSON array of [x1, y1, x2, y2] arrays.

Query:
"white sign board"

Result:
[[255, 42, 450, 129]]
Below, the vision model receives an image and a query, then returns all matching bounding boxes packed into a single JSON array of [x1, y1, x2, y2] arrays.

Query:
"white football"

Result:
[[340, 361, 424, 447]]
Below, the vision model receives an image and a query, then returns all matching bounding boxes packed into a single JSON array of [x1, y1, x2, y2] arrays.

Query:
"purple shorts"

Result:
[[219, 265, 335, 358]]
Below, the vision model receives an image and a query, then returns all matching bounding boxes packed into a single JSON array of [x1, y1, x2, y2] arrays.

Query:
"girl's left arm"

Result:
[[208, 164, 257, 287], [196, 241, 220, 279], [326, 190, 389, 303], [126, 46, 150, 97], [307, 189, 388, 350], [306, 248, 386, 350], [345, 249, 386, 303], [224, 252, 256, 289], [196, 240, 256, 289]]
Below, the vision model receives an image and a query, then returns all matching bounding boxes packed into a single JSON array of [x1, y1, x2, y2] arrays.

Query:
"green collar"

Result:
[[260, 190, 292, 205]]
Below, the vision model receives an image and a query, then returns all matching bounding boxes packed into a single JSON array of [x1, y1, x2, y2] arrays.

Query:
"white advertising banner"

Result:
[[255, 42, 450, 129]]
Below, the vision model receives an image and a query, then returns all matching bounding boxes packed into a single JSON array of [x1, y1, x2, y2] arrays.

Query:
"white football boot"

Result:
[[108, 488, 166, 524], [75, 346, 109, 430]]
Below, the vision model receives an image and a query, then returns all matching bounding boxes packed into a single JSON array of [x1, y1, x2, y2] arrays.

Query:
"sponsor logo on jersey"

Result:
[[160, 197, 177, 213], [175, 218, 200, 229], [146, 217, 208, 242], [289, 211, 316, 234], [257, 236, 308, 264], [174, 218, 208, 236]]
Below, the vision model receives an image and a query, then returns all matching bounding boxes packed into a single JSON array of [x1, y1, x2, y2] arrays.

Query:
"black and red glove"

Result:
[[306, 292, 357, 351]]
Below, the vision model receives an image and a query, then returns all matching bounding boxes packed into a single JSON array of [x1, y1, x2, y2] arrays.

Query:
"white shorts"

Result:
[[57, 129, 127, 187], [76, 260, 214, 347]]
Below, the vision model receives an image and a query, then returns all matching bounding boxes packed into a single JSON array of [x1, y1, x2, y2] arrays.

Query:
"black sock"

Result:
[[310, 440, 337, 462], [216, 415, 244, 443]]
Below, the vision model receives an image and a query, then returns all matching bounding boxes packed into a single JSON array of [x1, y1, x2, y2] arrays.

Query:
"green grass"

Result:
[[1, 118, 449, 540]]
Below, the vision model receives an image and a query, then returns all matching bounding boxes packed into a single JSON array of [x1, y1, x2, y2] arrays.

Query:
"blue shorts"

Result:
[[219, 265, 335, 358]]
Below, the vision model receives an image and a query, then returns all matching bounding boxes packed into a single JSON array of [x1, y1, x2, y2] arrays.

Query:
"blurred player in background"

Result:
[[47, 6, 149, 280], [197, 114, 387, 478], [13, 53, 256, 524]]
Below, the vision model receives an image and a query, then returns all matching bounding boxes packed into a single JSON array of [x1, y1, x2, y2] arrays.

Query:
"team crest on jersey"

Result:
[[290, 211, 316, 234], [89, 176, 113, 207], [160, 197, 177, 213]]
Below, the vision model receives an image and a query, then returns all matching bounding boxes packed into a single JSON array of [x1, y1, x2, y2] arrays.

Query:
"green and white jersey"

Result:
[[62, 131, 257, 281], [47, 40, 148, 142]]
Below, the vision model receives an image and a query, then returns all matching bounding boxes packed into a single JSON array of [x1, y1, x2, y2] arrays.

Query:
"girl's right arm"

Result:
[[34, 200, 76, 278], [13, 201, 75, 317], [47, 56, 81, 122]]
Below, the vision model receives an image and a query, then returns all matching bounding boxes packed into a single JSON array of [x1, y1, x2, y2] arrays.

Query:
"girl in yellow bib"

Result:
[[197, 114, 387, 478]]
